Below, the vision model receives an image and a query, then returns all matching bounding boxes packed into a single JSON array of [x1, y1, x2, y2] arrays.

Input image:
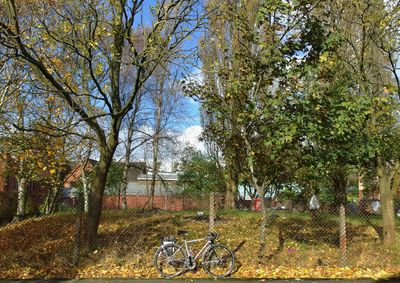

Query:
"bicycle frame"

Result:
[[155, 232, 234, 278], [164, 236, 211, 263], [183, 237, 211, 261]]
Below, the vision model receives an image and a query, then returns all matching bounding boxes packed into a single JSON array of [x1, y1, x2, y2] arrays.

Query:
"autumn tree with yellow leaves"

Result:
[[0, 90, 67, 221], [0, 0, 203, 248]]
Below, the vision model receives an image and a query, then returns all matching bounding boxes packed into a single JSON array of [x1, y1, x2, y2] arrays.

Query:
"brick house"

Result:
[[63, 159, 96, 190], [103, 171, 194, 211], [61, 159, 97, 206], [0, 156, 10, 193], [102, 163, 208, 211], [59, 158, 213, 211], [0, 155, 49, 221], [0, 156, 16, 222]]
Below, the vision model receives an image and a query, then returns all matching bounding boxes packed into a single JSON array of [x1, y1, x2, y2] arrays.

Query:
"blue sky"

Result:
[[140, 0, 204, 129], [123, 1, 205, 156]]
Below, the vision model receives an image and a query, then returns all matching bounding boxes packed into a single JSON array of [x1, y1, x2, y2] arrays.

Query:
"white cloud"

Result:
[[178, 125, 205, 152], [189, 71, 204, 83], [115, 125, 205, 172]]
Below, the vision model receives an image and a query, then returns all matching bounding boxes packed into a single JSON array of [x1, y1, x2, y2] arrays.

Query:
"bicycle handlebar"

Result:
[[206, 232, 218, 241]]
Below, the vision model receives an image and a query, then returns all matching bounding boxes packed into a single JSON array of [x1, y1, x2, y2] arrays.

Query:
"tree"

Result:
[[104, 162, 124, 196], [148, 71, 167, 209], [177, 146, 225, 196], [187, 0, 320, 259], [0, 0, 203, 248], [120, 95, 144, 210], [330, 0, 400, 247], [0, 57, 26, 111], [146, 68, 188, 209], [368, 0, 400, 247], [295, 31, 371, 264], [194, 0, 245, 209], [298, 0, 400, 249], [0, 87, 67, 220]]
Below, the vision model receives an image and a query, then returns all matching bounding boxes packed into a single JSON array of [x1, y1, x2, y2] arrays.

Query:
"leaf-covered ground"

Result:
[[0, 210, 399, 279]]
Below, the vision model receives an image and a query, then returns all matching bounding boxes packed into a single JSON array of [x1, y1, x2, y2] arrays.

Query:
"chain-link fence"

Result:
[[0, 191, 399, 279], [229, 196, 400, 271], [0, 192, 84, 278]]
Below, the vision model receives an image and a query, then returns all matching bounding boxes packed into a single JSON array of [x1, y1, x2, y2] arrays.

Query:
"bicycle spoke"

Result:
[[154, 243, 186, 278], [213, 249, 220, 261], [154, 232, 233, 279], [202, 244, 235, 278]]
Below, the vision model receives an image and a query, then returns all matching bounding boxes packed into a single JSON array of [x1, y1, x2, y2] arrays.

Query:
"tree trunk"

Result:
[[44, 186, 60, 215], [149, 133, 159, 210], [46, 172, 63, 214], [13, 176, 27, 222], [121, 160, 129, 210], [149, 81, 163, 210], [381, 191, 396, 246], [331, 171, 347, 265], [81, 166, 90, 213], [82, 181, 90, 213], [84, 148, 114, 251], [43, 190, 51, 215], [51, 187, 60, 213], [358, 175, 364, 203], [257, 185, 267, 260], [121, 102, 139, 210], [332, 172, 347, 209], [377, 158, 399, 247], [224, 167, 237, 209], [378, 167, 397, 246]]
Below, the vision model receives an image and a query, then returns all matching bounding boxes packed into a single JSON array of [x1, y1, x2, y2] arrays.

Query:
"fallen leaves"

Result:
[[0, 210, 399, 279]]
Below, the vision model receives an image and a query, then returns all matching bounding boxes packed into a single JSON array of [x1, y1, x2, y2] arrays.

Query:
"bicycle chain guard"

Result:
[[186, 256, 196, 270]]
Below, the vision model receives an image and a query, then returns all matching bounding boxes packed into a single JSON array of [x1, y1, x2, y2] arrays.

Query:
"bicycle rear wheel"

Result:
[[202, 243, 235, 278], [153, 243, 186, 278]]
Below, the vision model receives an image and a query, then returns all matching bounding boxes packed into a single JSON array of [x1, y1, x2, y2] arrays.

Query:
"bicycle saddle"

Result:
[[177, 230, 189, 236]]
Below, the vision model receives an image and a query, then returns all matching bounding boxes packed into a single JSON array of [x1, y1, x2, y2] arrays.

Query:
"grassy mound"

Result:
[[0, 210, 399, 279]]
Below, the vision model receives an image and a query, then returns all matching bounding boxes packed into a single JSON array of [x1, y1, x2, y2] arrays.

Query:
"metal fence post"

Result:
[[339, 203, 347, 266], [209, 192, 215, 232]]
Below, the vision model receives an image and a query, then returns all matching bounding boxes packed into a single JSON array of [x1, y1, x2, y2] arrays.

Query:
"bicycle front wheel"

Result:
[[154, 243, 186, 278], [202, 243, 235, 278]]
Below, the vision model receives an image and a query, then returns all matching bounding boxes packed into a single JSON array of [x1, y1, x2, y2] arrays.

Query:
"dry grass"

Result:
[[0, 209, 399, 279]]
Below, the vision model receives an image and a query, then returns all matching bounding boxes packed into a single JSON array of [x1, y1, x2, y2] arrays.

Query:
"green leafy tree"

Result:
[[177, 146, 225, 197], [104, 162, 124, 196], [186, 0, 319, 259], [332, 0, 400, 247], [297, 38, 370, 207], [300, 0, 400, 248]]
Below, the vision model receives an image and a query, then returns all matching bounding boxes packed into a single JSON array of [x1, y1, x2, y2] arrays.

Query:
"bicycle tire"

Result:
[[202, 243, 235, 278], [153, 242, 187, 278]]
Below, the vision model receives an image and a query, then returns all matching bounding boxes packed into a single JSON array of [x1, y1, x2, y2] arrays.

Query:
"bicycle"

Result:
[[153, 230, 235, 278]]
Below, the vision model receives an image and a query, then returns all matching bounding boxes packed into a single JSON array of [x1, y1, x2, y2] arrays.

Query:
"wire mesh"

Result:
[[0, 191, 399, 279], [229, 196, 400, 270], [0, 192, 84, 278]]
